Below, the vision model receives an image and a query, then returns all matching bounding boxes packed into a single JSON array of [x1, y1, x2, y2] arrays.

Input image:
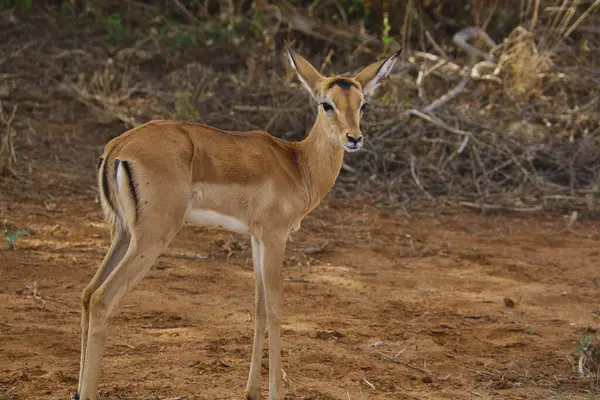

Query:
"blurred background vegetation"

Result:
[[0, 0, 599, 214]]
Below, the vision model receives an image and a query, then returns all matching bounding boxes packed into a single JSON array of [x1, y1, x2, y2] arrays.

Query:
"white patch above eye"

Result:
[[320, 99, 337, 112]]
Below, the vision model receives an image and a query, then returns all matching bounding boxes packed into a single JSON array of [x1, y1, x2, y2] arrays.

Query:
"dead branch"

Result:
[[362, 377, 376, 389], [425, 31, 449, 59], [423, 71, 470, 113], [410, 52, 500, 83], [471, 61, 501, 83], [410, 155, 434, 201], [458, 201, 543, 212], [452, 27, 497, 62], [232, 105, 295, 113], [376, 351, 434, 376], [173, 0, 200, 23], [0, 41, 36, 67], [407, 109, 471, 137], [261, 1, 380, 48], [52, 49, 93, 59]]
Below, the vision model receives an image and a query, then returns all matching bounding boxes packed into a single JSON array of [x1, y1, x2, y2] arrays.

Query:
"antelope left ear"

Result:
[[354, 48, 402, 96], [284, 40, 324, 100]]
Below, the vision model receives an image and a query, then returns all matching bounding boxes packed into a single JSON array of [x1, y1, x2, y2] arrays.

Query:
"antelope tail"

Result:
[[97, 154, 139, 235]]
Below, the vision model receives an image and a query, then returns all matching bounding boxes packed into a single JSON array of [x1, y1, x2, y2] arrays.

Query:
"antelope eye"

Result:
[[321, 102, 334, 112]]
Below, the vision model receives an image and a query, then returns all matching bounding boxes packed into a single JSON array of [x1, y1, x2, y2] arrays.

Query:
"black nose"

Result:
[[346, 133, 362, 145]]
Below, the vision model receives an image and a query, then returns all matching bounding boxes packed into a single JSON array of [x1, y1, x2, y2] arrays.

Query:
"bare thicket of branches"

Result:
[[0, 0, 599, 214]]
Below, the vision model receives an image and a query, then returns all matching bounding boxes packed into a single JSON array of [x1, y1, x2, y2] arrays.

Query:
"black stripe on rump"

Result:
[[96, 156, 104, 172], [100, 157, 117, 214], [119, 160, 139, 221]]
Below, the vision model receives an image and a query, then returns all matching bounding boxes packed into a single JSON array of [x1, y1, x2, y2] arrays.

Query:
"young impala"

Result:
[[76, 42, 400, 400]]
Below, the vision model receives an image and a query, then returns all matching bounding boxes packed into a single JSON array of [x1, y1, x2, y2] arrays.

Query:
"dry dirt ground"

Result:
[[1, 120, 600, 400]]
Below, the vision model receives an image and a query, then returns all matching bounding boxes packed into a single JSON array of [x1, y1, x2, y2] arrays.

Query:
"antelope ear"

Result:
[[285, 41, 324, 100], [354, 48, 402, 96]]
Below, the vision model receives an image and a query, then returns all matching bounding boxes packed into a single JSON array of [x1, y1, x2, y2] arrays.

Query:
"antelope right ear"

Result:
[[354, 48, 402, 96], [284, 41, 324, 100]]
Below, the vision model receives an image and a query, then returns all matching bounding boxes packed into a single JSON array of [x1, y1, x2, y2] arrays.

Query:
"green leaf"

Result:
[[9, 229, 28, 243]]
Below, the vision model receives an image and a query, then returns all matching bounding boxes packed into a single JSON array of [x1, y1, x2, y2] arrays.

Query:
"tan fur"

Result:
[[77, 44, 400, 400]]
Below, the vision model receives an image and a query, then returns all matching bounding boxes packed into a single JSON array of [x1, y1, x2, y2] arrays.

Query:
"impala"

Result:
[[76, 42, 400, 400]]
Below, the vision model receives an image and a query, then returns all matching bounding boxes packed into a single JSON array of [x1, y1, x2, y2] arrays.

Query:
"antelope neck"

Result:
[[296, 115, 345, 205]]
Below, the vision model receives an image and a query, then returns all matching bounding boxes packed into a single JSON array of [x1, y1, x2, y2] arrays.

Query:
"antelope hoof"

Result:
[[245, 389, 261, 400]]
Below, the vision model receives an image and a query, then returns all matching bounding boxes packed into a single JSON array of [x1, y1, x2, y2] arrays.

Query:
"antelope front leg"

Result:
[[261, 234, 286, 400], [245, 236, 267, 400]]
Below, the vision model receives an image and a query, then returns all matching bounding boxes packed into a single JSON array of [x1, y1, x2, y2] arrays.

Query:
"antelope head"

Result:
[[285, 42, 401, 152]]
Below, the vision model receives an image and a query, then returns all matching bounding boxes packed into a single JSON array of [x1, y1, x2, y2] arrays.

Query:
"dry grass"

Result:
[[500, 26, 553, 100], [499, 0, 600, 100]]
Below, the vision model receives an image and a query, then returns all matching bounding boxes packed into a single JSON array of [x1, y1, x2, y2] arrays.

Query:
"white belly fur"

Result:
[[184, 209, 249, 235]]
